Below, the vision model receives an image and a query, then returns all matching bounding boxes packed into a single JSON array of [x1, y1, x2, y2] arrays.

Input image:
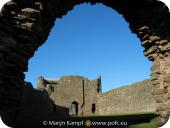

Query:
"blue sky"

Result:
[[25, 3, 152, 92]]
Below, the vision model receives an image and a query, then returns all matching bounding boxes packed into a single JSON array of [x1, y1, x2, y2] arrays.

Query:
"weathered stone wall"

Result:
[[82, 77, 101, 115], [15, 82, 68, 126], [21, 82, 68, 117], [20, 82, 54, 118], [0, 0, 170, 126], [38, 76, 157, 116], [38, 76, 101, 116], [96, 80, 157, 115]]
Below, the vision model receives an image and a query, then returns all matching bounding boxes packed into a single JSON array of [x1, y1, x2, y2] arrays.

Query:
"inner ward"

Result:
[[24, 3, 155, 116]]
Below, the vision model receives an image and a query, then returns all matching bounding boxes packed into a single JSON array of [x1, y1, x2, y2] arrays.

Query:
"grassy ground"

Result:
[[15, 112, 158, 128], [71, 112, 158, 128], [77, 112, 157, 117], [127, 122, 157, 128]]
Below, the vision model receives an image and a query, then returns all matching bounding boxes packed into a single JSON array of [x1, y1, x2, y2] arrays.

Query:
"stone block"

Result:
[[149, 36, 161, 42], [159, 111, 170, 117], [16, 14, 37, 23], [153, 88, 165, 95], [21, 8, 41, 19], [147, 53, 158, 61], [141, 40, 153, 47], [138, 26, 149, 32], [156, 102, 170, 111], [151, 63, 161, 74], [144, 46, 157, 56], [141, 34, 149, 41], [1, 1, 19, 18], [159, 40, 169, 46], [138, 31, 146, 37], [164, 86, 170, 93], [163, 73, 170, 82], [34, 2, 43, 11], [165, 58, 170, 67], [154, 94, 169, 103], [151, 74, 160, 81], [159, 43, 170, 52], [21, 22, 34, 31], [3, 1, 18, 11]]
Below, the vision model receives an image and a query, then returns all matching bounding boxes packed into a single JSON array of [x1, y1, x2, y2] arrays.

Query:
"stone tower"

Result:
[[37, 76, 102, 116]]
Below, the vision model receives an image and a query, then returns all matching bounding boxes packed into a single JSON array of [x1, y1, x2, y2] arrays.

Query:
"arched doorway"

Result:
[[69, 101, 79, 116]]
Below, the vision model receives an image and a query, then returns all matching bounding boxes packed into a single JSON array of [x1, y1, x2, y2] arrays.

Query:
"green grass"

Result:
[[77, 112, 157, 117], [127, 122, 157, 128], [70, 112, 158, 128]]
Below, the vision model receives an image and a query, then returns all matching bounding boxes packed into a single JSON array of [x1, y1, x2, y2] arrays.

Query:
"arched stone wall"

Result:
[[0, 0, 170, 126]]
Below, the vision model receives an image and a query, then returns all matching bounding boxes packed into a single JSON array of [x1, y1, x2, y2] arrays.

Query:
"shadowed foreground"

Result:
[[14, 112, 157, 128]]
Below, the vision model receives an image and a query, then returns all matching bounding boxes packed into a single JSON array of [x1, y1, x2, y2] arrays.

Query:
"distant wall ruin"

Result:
[[37, 76, 101, 116], [38, 76, 156, 116], [96, 80, 157, 115]]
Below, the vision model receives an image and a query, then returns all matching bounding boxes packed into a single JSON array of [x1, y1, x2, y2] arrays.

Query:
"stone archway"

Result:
[[0, 0, 170, 126], [69, 101, 79, 116]]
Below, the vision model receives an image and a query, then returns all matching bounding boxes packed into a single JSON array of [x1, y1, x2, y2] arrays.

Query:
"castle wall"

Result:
[[17, 82, 68, 121], [82, 79, 99, 115], [96, 80, 157, 115], [37, 76, 156, 116], [51, 76, 84, 115], [38, 76, 100, 116]]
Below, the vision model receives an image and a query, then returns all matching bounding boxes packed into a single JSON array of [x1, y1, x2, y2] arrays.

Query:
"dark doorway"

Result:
[[92, 104, 96, 114], [69, 101, 78, 116]]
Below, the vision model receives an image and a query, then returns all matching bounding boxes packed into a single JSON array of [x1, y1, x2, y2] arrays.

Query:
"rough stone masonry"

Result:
[[37, 76, 156, 116], [0, 0, 170, 127]]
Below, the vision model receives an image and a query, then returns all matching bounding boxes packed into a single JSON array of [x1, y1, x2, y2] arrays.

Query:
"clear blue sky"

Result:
[[25, 3, 152, 92]]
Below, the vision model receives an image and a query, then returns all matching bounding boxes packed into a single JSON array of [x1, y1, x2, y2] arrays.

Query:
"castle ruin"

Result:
[[37, 76, 157, 116], [37, 76, 102, 116], [1, 0, 170, 126]]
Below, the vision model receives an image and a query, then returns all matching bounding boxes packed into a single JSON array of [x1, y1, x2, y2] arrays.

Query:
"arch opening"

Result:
[[25, 2, 155, 121], [25, 3, 152, 92], [69, 101, 79, 116], [0, 0, 170, 127]]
